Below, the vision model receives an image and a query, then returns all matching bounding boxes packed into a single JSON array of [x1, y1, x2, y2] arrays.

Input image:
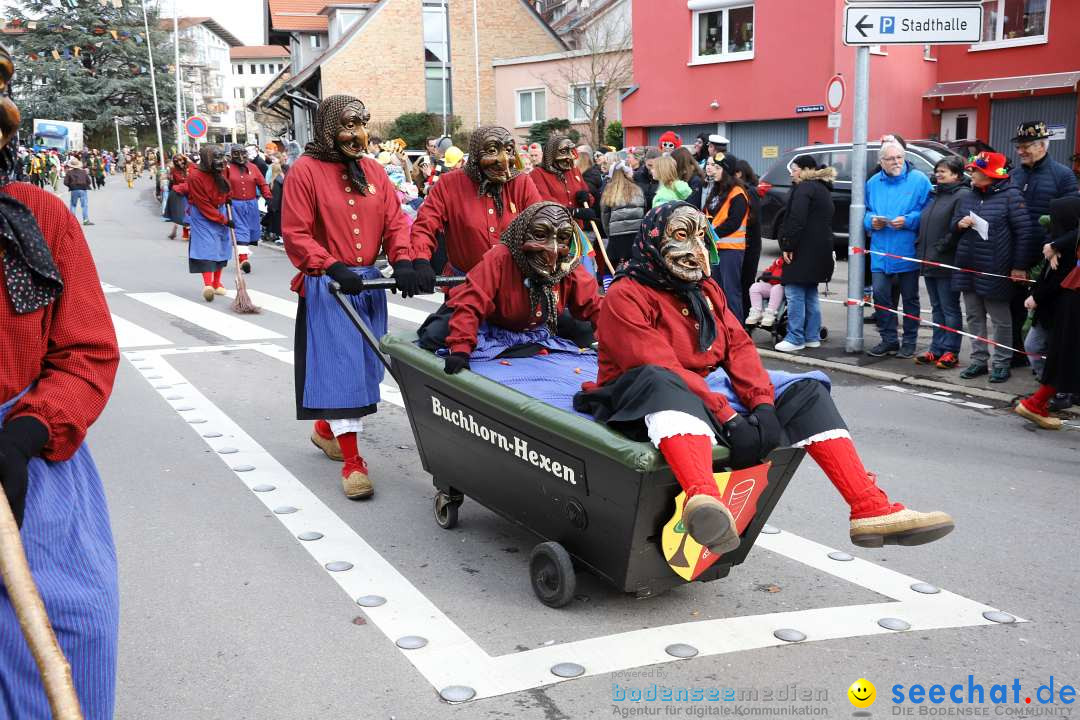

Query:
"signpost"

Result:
[[843, 0, 982, 353], [843, 3, 982, 45], [826, 74, 845, 142], [185, 116, 208, 140]]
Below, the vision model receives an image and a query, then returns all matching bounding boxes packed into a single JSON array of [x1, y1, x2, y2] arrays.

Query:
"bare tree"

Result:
[[543, 2, 633, 148]]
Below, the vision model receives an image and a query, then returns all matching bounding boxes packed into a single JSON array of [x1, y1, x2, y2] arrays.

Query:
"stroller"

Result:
[[749, 292, 829, 345]]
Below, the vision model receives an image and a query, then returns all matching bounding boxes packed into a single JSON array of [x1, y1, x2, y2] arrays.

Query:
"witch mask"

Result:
[[335, 100, 370, 160], [229, 145, 247, 165], [547, 136, 576, 174], [521, 204, 574, 280], [660, 206, 711, 283], [471, 127, 517, 185]]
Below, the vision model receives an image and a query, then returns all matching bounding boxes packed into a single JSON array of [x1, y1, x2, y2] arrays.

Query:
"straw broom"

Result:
[[581, 201, 616, 277], [0, 492, 84, 719], [226, 203, 259, 314]]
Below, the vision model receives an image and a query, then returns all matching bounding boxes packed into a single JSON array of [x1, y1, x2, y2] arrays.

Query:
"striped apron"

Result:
[[301, 267, 387, 414], [0, 388, 118, 720], [230, 197, 262, 246]]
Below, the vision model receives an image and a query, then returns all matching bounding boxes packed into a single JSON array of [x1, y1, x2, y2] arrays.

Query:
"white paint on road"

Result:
[[223, 287, 433, 326], [127, 292, 286, 341], [881, 384, 994, 410], [126, 348, 1022, 702], [111, 314, 173, 348], [101, 282, 125, 294]]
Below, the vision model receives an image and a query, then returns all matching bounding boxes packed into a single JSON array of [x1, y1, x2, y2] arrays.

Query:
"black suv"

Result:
[[758, 140, 961, 258]]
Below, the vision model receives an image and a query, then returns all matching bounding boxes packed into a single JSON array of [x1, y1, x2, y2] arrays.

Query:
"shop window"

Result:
[[516, 89, 546, 126], [976, 0, 1048, 48], [690, 1, 754, 64]]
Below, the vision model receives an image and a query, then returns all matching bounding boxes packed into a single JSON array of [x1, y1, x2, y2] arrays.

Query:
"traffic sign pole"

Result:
[[846, 45, 870, 353]]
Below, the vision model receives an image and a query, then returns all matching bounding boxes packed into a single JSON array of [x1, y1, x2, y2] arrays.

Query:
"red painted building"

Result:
[[623, 0, 1078, 173]]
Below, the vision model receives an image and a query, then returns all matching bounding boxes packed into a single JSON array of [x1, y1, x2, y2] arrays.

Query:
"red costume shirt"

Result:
[[0, 183, 119, 460], [530, 167, 594, 211], [446, 245, 603, 355], [589, 278, 774, 422], [174, 166, 229, 224], [410, 170, 542, 273], [282, 155, 412, 293], [168, 165, 187, 187], [225, 163, 271, 201]]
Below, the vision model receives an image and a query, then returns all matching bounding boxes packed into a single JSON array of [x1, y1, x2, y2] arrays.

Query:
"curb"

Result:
[[758, 348, 1080, 418]]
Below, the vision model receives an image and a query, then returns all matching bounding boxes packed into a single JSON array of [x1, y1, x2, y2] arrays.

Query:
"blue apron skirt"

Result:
[[0, 389, 118, 720], [231, 197, 261, 246], [294, 267, 388, 420], [187, 203, 231, 274]]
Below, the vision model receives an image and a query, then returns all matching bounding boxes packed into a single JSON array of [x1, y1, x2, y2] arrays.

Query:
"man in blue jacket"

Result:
[[1009, 121, 1079, 405], [863, 141, 932, 357]]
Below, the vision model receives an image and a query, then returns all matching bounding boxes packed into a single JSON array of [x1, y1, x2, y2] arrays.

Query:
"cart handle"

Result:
[[346, 275, 468, 293]]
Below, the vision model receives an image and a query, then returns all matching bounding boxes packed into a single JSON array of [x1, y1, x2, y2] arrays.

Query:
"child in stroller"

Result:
[[744, 256, 784, 329]]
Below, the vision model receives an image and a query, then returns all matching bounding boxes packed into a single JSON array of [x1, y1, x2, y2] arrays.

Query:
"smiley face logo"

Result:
[[848, 678, 876, 708]]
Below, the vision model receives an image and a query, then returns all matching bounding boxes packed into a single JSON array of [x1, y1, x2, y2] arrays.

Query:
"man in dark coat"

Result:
[[951, 152, 1036, 383], [776, 156, 836, 352], [1008, 121, 1079, 400]]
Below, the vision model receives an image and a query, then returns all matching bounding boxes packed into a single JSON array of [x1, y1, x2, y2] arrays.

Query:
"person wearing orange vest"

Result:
[[703, 152, 750, 320]]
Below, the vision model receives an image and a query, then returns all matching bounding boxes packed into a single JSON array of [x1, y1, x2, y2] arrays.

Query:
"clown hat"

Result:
[[966, 151, 1010, 179], [658, 131, 682, 149]]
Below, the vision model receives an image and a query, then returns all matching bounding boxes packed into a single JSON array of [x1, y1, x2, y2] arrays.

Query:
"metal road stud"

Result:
[[665, 643, 699, 659], [202, 432, 223, 438], [773, 629, 806, 643], [439, 686, 476, 703], [982, 611, 1015, 624], [251, 484, 276, 492], [186, 417, 206, 423], [174, 406, 195, 411], [395, 636, 428, 650], [296, 532, 323, 541], [828, 551, 855, 561], [231, 464, 256, 472], [273, 506, 298, 514], [760, 525, 780, 534], [217, 447, 239, 454], [355, 595, 386, 607], [325, 561, 353, 572], [910, 582, 941, 594], [551, 663, 585, 678], [877, 617, 911, 631]]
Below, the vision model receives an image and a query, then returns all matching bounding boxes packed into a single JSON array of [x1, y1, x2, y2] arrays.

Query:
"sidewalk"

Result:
[[747, 253, 1077, 413]]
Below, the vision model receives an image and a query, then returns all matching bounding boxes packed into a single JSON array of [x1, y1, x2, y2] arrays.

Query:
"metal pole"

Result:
[[114, 117, 122, 157], [173, 0, 182, 155], [140, 0, 166, 172], [472, 0, 481, 127], [440, 0, 448, 137], [845, 45, 870, 353]]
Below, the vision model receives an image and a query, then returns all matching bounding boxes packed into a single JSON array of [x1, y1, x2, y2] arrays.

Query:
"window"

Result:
[[423, 1, 451, 115], [309, 34, 322, 48], [236, 64, 243, 75], [234, 87, 244, 99], [976, 0, 1049, 47], [569, 84, 595, 123], [259, 64, 266, 74], [516, 89, 546, 126], [425, 66, 451, 115], [249, 64, 256, 74], [690, 2, 754, 64]]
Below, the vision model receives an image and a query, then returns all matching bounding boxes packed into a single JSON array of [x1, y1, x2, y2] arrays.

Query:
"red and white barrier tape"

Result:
[[850, 246, 1035, 284], [846, 297, 1045, 359]]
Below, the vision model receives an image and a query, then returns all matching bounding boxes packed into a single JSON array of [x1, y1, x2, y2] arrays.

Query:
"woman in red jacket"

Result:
[[282, 94, 415, 500], [529, 134, 596, 227], [441, 201, 602, 373], [574, 202, 953, 553], [176, 146, 232, 301], [0, 46, 120, 718]]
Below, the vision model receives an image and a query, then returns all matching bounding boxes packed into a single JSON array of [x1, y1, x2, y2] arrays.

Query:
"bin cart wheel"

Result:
[[529, 542, 576, 608], [434, 491, 462, 530], [820, 326, 828, 340]]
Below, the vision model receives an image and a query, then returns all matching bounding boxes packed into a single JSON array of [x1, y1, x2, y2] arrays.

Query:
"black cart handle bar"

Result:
[[327, 276, 467, 381]]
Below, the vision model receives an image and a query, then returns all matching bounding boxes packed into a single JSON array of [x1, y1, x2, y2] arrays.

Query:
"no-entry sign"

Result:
[[185, 116, 208, 139], [826, 74, 845, 113]]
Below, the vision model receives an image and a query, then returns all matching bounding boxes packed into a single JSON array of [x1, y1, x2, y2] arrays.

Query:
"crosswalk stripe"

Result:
[[224, 288, 430, 326], [101, 282, 125, 294], [127, 292, 286, 341], [111, 314, 173, 348]]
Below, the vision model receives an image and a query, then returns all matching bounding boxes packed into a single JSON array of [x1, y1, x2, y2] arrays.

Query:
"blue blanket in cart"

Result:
[[440, 326, 830, 418]]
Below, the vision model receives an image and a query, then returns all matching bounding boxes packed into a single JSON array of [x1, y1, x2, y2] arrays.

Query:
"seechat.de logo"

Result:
[[848, 678, 877, 709]]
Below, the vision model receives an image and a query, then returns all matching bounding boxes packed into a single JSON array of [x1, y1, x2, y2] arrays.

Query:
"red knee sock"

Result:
[[658, 434, 718, 499], [805, 436, 902, 520], [1021, 384, 1056, 416], [313, 419, 334, 440], [212, 268, 223, 288], [336, 432, 367, 475], [239, 253, 249, 263], [201, 271, 214, 286]]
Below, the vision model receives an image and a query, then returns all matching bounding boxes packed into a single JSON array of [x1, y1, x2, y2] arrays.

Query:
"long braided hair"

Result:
[[303, 94, 371, 195], [499, 201, 578, 334]]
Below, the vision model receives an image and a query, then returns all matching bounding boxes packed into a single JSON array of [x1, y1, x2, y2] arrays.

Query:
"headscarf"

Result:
[[303, 93, 371, 195], [541, 134, 573, 182], [0, 50, 62, 315], [614, 201, 716, 352], [228, 143, 249, 175], [499, 201, 579, 334], [464, 126, 517, 218]]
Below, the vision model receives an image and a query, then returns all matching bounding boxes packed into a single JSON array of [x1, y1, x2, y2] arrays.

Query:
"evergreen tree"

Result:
[[6, 0, 177, 142]]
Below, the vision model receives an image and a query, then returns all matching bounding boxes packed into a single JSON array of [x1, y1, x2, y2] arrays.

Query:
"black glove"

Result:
[[326, 262, 365, 294], [750, 404, 782, 457], [574, 190, 591, 207], [413, 258, 436, 294], [722, 414, 761, 470], [572, 207, 598, 224], [393, 260, 420, 298], [443, 352, 470, 375], [0, 416, 49, 528]]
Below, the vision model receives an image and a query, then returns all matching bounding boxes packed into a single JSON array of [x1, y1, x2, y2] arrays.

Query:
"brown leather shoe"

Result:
[[342, 468, 373, 499], [850, 508, 954, 548], [310, 431, 344, 461], [683, 494, 741, 555], [202, 285, 215, 302], [1014, 403, 1062, 430]]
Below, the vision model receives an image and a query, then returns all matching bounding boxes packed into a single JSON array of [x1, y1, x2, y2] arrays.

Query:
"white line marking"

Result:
[[127, 292, 285, 341], [410, 294, 445, 307], [223, 288, 429, 326], [111, 314, 173, 348], [126, 348, 1021, 701], [882, 384, 995, 411], [101, 282, 125, 294]]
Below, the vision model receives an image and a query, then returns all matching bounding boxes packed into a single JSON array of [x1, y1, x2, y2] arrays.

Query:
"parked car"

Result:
[[758, 140, 962, 259], [945, 138, 995, 160]]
